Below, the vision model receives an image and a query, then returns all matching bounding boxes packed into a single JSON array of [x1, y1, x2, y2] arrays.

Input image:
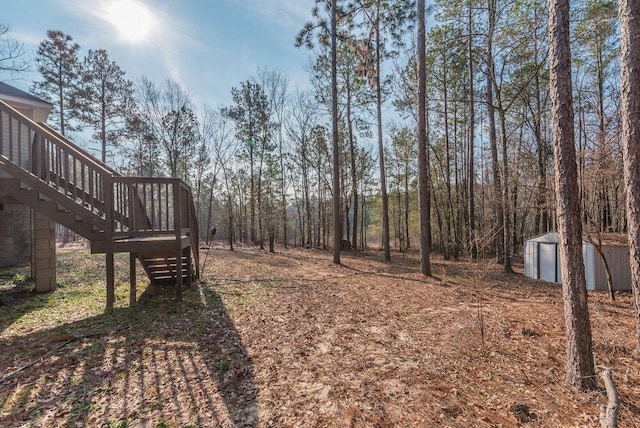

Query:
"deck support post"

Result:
[[31, 211, 57, 293], [176, 248, 183, 302], [129, 252, 137, 306], [106, 252, 115, 311]]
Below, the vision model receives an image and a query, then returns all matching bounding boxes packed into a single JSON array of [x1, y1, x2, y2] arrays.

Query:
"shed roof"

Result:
[[583, 233, 628, 247], [0, 81, 51, 107], [526, 231, 628, 247], [527, 232, 559, 243]]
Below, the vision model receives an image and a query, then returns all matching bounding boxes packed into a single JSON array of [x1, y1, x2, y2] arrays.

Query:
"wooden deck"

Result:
[[90, 235, 192, 254], [0, 99, 200, 309]]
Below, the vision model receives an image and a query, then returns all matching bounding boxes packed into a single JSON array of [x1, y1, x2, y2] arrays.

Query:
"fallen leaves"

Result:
[[0, 247, 638, 427]]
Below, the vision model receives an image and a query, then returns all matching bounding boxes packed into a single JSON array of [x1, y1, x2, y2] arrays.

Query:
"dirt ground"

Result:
[[0, 245, 638, 427]]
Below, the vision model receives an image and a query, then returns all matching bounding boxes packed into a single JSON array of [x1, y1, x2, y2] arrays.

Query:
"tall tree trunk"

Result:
[[361, 189, 367, 249], [534, 21, 547, 236], [433, 186, 446, 254], [58, 69, 65, 137], [303, 156, 312, 248], [331, 0, 341, 264], [452, 100, 462, 259], [317, 173, 322, 248], [258, 151, 265, 250], [486, 0, 504, 263], [227, 194, 234, 251], [548, 0, 596, 390], [375, 17, 391, 261], [250, 144, 256, 243], [347, 90, 358, 250], [442, 47, 453, 260], [206, 179, 215, 244], [279, 133, 288, 249], [619, 0, 640, 352], [404, 161, 410, 249], [578, 97, 587, 227], [496, 99, 513, 273], [417, 0, 431, 276], [467, 0, 476, 259]]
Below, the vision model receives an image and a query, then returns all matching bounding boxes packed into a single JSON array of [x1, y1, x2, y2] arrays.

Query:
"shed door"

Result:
[[539, 242, 558, 283]]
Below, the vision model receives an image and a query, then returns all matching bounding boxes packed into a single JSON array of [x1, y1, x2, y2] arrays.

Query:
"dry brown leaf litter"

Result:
[[0, 245, 638, 427]]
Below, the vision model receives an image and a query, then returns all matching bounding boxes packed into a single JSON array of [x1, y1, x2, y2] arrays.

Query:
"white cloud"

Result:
[[232, 0, 315, 31], [11, 30, 43, 47]]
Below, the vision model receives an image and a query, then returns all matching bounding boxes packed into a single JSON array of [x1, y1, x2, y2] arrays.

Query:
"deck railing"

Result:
[[0, 99, 199, 273], [1, 100, 111, 218]]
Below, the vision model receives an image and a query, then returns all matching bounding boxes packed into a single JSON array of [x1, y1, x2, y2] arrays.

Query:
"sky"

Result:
[[3, 0, 316, 107]]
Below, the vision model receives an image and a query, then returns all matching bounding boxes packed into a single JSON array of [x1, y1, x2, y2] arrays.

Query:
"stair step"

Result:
[[152, 276, 189, 281], [148, 266, 189, 272], [148, 270, 189, 276], [146, 262, 187, 268]]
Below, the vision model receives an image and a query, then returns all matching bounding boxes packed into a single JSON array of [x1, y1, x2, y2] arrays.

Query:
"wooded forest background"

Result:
[[0, 0, 623, 262]]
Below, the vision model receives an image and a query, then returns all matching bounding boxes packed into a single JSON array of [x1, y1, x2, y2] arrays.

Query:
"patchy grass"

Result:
[[1, 245, 639, 427]]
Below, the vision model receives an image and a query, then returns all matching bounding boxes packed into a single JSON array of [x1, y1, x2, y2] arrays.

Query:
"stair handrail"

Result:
[[37, 121, 121, 177], [0, 100, 116, 178], [1, 100, 148, 233], [1, 100, 112, 224]]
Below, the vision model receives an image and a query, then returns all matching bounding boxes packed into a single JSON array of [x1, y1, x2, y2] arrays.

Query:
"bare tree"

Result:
[[133, 77, 199, 179], [0, 23, 28, 77], [257, 68, 290, 248], [208, 109, 237, 250], [286, 91, 320, 249], [548, 0, 596, 390]]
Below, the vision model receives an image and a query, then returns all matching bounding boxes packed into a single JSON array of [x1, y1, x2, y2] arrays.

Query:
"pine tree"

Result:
[[619, 0, 640, 352], [77, 49, 134, 164], [417, 0, 431, 275], [224, 81, 272, 246], [349, 0, 416, 261], [33, 30, 80, 136], [330, 0, 341, 263], [548, 0, 596, 390]]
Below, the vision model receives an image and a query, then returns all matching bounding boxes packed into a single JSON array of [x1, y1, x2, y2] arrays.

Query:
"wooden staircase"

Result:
[[0, 99, 199, 307]]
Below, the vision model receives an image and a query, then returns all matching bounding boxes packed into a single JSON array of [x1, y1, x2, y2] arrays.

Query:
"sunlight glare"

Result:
[[103, 0, 155, 44]]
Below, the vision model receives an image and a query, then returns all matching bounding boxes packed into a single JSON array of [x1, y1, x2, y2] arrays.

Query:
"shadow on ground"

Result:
[[0, 281, 257, 427], [0, 266, 51, 334]]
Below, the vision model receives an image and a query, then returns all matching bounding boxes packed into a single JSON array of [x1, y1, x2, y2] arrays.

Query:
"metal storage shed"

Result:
[[524, 232, 632, 291]]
